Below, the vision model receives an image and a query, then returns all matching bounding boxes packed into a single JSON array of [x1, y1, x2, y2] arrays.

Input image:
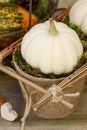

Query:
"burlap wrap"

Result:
[[12, 56, 86, 119]]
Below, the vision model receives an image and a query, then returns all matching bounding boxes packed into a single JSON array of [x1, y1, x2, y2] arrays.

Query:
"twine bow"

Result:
[[33, 63, 87, 111], [48, 84, 80, 104], [33, 84, 80, 111]]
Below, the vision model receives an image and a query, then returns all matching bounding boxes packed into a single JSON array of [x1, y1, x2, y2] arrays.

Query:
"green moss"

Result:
[[13, 44, 87, 79], [63, 16, 87, 41], [13, 46, 69, 79]]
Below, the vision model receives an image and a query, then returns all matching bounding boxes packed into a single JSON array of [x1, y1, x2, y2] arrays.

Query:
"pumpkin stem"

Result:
[[49, 18, 58, 35]]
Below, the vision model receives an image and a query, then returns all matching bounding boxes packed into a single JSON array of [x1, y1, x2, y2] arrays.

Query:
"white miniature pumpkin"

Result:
[[69, 0, 87, 34], [21, 18, 83, 75]]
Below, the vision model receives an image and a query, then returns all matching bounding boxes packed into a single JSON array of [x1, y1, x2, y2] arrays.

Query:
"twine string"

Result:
[[0, 54, 2, 63], [48, 84, 63, 102], [48, 84, 80, 104]]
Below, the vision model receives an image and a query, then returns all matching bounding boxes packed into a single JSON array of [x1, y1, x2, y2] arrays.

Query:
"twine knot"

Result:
[[48, 84, 63, 102], [48, 84, 80, 104]]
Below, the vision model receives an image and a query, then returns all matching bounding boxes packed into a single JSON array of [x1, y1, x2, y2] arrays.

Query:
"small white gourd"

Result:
[[69, 0, 87, 34], [21, 18, 83, 75]]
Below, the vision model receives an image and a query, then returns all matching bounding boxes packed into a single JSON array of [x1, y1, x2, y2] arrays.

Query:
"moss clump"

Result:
[[13, 46, 70, 79], [13, 43, 87, 79], [63, 16, 87, 41]]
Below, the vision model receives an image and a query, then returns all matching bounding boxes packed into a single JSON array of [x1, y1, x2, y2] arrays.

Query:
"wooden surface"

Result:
[[0, 71, 87, 130]]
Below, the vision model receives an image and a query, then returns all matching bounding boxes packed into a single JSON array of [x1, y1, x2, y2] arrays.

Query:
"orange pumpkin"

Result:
[[0, 3, 38, 48], [18, 6, 38, 29]]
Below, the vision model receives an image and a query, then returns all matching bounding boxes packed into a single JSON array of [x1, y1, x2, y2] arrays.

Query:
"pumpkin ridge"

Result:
[[57, 34, 79, 73], [53, 36, 66, 74], [25, 34, 51, 69], [40, 43, 53, 74], [21, 29, 47, 58], [60, 31, 83, 58]]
